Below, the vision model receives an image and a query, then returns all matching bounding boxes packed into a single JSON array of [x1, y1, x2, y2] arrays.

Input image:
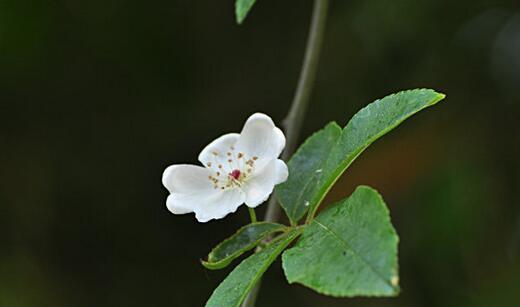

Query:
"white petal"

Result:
[[163, 164, 246, 222], [162, 164, 214, 217], [162, 164, 213, 194], [193, 188, 246, 223], [242, 159, 288, 208], [167, 188, 245, 222], [236, 113, 286, 171], [166, 194, 193, 214], [198, 133, 240, 173]]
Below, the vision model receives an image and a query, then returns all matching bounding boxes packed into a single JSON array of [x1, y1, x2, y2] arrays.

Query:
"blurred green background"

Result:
[[1, 0, 519, 306]]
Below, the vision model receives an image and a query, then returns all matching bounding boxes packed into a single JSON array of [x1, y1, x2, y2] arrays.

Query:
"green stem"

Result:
[[264, 0, 329, 224], [241, 1, 329, 306], [248, 207, 257, 223]]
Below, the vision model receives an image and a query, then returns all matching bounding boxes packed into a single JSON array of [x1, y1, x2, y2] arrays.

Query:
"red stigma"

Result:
[[230, 169, 241, 180]]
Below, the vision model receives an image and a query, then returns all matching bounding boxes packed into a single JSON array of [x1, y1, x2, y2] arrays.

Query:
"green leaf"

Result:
[[205, 228, 302, 307], [202, 222, 286, 270], [276, 89, 445, 224], [282, 186, 399, 297], [235, 0, 257, 24], [276, 122, 342, 224]]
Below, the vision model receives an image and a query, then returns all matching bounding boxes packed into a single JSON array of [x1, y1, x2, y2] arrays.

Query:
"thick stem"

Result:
[[241, 1, 329, 306], [265, 0, 329, 224]]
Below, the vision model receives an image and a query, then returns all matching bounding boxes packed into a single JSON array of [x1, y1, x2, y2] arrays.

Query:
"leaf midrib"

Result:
[[293, 131, 342, 221], [290, 157, 330, 221]]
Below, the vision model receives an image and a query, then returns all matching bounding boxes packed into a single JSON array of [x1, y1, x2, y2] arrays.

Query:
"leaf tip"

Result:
[[201, 258, 228, 270], [200, 259, 213, 270], [428, 89, 446, 102], [235, 0, 256, 25], [235, 13, 245, 25]]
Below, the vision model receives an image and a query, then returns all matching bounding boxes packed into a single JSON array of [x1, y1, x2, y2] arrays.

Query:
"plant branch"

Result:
[[241, 1, 329, 306], [265, 0, 329, 224]]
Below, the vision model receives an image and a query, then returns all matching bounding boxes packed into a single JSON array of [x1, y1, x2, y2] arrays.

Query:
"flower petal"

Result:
[[167, 188, 245, 222], [163, 164, 246, 222], [193, 189, 246, 223], [198, 133, 240, 173], [236, 113, 286, 171], [166, 194, 193, 214], [242, 159, 288, 208], [162, 164, 213, 194]]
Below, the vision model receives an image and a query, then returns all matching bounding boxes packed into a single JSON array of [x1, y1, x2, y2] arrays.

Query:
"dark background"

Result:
[[1, 0, 519, 306]]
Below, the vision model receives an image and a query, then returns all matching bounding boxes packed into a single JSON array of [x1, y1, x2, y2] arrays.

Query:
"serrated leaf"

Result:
[[202, 222, 286, 270], [235, 0, 257, 24], [276, 89, 445, 224], [205, 228, 302, 307], [282, 186, 399, 297], [276, 122, 342, 224]]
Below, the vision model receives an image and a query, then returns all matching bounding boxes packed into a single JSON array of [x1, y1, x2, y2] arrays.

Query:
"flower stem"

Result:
[[241, 1, 329, 306], [248, 207, 257, 223]]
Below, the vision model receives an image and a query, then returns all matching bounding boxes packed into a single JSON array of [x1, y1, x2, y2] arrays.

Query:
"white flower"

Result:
[[162, 113, 288, 223]]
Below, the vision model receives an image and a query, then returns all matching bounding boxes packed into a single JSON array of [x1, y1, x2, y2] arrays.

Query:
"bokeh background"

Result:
[[1, 0, 519, 306]]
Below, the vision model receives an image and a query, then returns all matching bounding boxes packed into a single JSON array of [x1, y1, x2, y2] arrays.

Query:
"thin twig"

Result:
[[241, 1, 329, 306]]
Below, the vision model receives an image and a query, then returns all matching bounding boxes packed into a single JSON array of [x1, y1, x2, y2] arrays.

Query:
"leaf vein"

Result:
[[313, 219, 394, 290]]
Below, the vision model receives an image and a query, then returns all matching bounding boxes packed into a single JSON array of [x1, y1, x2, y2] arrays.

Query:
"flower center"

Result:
[[206, 146, 259, 190], [230, 169, 241, 180]]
